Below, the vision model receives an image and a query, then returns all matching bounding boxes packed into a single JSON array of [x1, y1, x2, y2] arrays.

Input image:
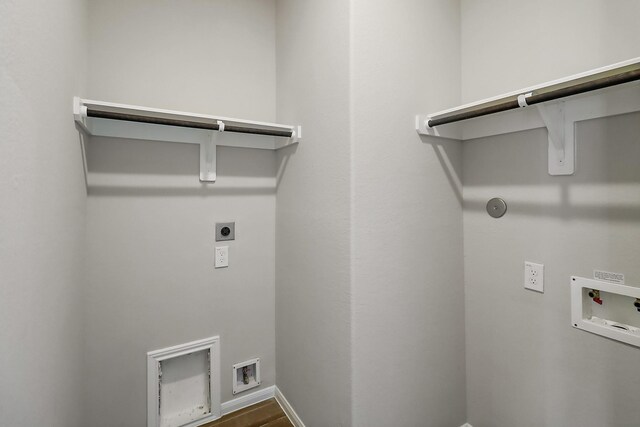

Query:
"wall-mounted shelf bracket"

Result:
[[535, 101, 575, 176], [200, 132, 218, 182]]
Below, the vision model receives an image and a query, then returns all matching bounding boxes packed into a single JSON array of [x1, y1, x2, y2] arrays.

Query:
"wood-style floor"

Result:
[[202, 399, 293, 427]]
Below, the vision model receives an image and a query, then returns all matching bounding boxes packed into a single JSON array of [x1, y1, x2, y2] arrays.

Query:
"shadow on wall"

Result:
[[275, 143, 297, 190], [83, 135, 298, 197], [459, 112, 640, 223], [419, 134, 463, 206]]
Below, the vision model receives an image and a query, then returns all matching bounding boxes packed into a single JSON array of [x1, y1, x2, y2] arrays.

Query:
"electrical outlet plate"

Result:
[[216, 222, 235, 241], [215, 246, 228, 268], [525, 261, 544, 293]]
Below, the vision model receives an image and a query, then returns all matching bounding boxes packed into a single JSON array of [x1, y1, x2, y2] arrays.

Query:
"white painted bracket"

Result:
[[73, 97, 90, 188], [200, 131, 218, 182], [73, 96, 89, 132], [536, 101, 575, 176], [275, 125, 302, 149], [291, 125, 302, 143]]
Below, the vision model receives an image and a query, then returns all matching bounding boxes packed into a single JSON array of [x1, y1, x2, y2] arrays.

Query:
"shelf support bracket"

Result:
[[536, 101, 575, 176], [200, 131, 218, 182]]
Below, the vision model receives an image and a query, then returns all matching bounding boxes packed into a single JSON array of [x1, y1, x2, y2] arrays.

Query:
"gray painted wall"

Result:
[[461, 0, 640, 103], [462, 2, 640, 426], [4, 3, 640, 427], [350, 1, 466, 425], [84, 1, 277, 425], [464, 115, 640, 427], [275, 1, 352, 426], [0, 0, 88, 426]]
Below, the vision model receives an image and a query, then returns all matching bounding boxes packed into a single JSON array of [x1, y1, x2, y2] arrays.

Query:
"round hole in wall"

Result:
[[221, 226, 231, 236]]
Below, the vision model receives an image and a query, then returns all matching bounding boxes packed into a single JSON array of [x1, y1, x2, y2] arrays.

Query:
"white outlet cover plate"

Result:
[[525, 261, 544, 293], [215, 246, 228, 268]]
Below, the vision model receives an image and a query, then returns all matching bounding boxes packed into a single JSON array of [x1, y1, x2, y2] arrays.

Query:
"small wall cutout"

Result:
[[232, 358, 261, 395]]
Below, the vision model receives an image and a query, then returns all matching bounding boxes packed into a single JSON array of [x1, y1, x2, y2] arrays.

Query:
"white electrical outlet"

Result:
[[215, 246, 228, 268], [524, 261, 544, 293]]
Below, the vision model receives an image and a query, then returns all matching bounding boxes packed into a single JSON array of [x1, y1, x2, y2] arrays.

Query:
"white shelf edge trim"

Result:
[[416, 57, 640, 176], [74, 97, 302, 183], [571, 276, 640, 348], [147, 336, 221, 427]]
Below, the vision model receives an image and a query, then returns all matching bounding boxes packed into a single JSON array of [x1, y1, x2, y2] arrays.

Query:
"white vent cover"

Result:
[[147, 336, 221, 427]]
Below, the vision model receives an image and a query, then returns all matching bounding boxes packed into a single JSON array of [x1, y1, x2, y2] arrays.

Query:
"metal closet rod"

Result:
[[86, 109, 295, 138], [427, 66, 640, 128]]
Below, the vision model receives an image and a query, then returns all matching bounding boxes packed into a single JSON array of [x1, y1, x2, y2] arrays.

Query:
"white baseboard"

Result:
[[224, 385, 458, 427], [275, 386, 306, 427], [221, 385, 275, 416]]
